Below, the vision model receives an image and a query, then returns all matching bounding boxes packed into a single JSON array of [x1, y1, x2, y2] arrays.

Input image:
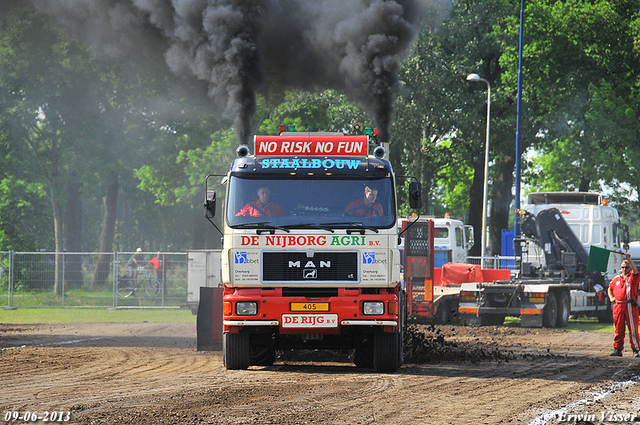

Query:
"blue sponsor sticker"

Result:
[[235, 252, 247, 264], [363, 252, 375, 264]]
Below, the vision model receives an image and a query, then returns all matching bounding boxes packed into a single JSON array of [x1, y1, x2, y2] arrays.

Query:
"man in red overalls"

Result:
[[236, 186, 285, 217], [343, 184, 383, 218], [607, 252, 640, 357]]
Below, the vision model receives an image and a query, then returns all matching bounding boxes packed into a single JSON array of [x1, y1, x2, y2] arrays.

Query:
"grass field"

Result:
[[0, 307, 197, 324], [0, 307, 613, 332], [504, 316, 614, 333]]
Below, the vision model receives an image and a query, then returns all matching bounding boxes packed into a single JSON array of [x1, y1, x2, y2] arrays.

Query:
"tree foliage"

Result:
[[4, 0, 640, 260]]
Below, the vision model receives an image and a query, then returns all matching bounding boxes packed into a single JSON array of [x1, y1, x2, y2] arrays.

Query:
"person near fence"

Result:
[[607, 252, 640, 357], [149, 251, 166, 293], [127, 248, 144, 288]]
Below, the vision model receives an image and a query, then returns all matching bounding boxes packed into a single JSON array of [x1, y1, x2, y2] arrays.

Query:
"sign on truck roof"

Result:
[[254, 135, 369, 157]]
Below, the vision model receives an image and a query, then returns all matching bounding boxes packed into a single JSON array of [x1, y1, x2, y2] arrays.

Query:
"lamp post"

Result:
[[466, 73, 491, 268]]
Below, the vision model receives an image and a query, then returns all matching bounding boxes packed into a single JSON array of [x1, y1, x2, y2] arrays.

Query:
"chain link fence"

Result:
[[1, 251, 187, 308], [0, 251, 518, 309]]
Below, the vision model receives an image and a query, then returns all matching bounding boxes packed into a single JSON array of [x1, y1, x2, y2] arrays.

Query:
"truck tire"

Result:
[[557, 291, 570, 328], [250, 334, 276, 366], [543, 292, 558, 328], [223, 332, 250, 370], [436, 302, 449, 324], [373, 332, 401, 373], [354, 341, 374, 369]]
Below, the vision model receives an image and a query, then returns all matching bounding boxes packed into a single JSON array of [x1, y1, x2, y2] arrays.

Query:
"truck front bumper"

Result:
[[223, 287, 401, 333]]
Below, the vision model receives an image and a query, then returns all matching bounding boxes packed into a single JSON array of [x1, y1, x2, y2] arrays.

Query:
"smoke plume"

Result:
[[35, 0, 439, 144]]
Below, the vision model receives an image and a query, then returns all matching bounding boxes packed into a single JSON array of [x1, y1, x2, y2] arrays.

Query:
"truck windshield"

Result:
[[226, 176, 396, 229]]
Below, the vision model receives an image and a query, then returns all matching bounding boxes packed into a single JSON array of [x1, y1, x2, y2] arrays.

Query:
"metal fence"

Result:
[[0, 251, 519, 309], [1, 251, 187, 308]]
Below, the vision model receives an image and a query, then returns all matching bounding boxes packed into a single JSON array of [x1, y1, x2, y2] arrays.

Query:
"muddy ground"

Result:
[[1, 322, 640, 425]]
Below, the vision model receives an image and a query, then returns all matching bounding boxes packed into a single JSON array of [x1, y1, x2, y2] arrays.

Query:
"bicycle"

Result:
[[116, 266, 162, 297]]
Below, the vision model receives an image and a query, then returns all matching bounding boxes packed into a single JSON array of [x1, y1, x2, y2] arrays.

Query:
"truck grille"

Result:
[[262, 252, 358, 283]]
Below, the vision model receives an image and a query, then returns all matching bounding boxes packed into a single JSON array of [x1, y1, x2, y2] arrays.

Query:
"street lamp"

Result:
[[466, 73, 491, 268]]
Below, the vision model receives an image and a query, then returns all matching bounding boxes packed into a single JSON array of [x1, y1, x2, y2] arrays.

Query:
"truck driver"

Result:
[[236, 185, 285, 217]]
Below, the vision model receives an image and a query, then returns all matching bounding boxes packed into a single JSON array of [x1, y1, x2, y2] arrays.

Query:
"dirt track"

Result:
[[1, 322, 640, 424]]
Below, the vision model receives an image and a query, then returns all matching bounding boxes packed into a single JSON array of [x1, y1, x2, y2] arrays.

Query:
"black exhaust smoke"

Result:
[[35, 0, 447, 144]]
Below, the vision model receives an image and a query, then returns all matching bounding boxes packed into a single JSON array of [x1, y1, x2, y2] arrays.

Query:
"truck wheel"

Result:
[[223, 332, 250, 370], [354, 341, 374, 369], [557, 291, 570, 328], [250, 346, 276, 366], [373, 332, 401, 373], [436, 303, 449, 324], [250, 334, 276, 366], [543, 292, 558, 328]]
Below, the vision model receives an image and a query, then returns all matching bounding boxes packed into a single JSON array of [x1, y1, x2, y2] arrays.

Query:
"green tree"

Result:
[[394, 0, 519, 255], [516, 0, 640, 194]]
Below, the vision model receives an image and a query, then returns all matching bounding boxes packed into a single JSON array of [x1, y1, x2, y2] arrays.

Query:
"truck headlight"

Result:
[[363, 301, 385, 315], [236, 301, 258, 315]]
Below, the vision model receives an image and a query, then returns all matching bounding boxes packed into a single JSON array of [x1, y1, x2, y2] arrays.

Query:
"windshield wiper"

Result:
[[290, 223, 335, 233], [319, 222, 379, 233], [232, 222, 291, 234]]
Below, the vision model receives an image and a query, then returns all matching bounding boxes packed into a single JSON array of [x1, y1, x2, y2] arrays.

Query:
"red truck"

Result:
[[199, 129, 420, 372]]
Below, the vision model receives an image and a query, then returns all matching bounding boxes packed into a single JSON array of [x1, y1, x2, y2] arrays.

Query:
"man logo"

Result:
[[363, 252, 375, 264], [303, 269, 318, 279], [235, 252, 247, 264]]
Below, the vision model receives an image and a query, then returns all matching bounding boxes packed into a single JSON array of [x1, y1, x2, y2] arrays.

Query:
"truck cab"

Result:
[[398, 215, 474, 268], [432, 215, 474, 266]]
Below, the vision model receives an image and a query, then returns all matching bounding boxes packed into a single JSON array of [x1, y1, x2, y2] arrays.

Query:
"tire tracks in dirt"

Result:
[[2, 322, 640, 424]]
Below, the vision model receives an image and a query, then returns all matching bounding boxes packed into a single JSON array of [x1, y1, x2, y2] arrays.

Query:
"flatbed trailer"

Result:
[[459, 279, 612, 327], [401, 217, 510, 324]]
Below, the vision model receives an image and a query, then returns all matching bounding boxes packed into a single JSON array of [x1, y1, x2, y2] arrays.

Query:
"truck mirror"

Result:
[[621, 223, 630, 249], [408, 182, 421, 210], [204, 191, 216, 218], [465, 225, 475, 250]]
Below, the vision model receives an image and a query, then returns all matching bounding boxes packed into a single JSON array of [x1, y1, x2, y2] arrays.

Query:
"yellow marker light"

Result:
[[223, 301, 232, 316]]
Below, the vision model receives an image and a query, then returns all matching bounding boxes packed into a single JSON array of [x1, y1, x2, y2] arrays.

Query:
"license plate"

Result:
[[282, 314, 339, 328], [290, 302, 329, 312]]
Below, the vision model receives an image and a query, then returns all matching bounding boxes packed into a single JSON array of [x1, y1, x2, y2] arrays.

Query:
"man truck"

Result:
[[458, 192, 629, 327], [199, 130, 420, 372]]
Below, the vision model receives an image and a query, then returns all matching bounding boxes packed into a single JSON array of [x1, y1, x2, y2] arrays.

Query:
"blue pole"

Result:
[[514, 0, 524, 255]]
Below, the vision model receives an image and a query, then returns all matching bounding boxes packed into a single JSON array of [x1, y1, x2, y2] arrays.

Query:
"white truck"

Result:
[[432, 215, 475, 266], [398, 215, 474, 267], [459, 192, 629, 327]]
